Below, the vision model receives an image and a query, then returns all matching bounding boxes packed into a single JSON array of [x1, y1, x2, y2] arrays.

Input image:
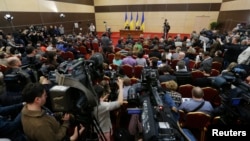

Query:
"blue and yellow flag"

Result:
[[124, 12, 129, 28], [135, 12, 139, 27], [140, 12, 145, 31], [129, 12, 134, 30]]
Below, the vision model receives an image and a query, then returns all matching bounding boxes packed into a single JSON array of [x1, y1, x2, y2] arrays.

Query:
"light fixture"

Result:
[[4, 14, 13, 21], [59, 13, 65, 18]]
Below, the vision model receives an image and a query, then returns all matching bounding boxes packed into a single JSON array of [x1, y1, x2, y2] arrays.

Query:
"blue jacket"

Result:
[[0, 103, 26, 140]]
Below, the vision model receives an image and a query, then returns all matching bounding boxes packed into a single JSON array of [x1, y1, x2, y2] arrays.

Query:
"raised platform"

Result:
[[97, 32, 190, 45]]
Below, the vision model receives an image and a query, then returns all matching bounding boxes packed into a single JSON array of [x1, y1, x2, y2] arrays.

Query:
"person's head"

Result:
[[215, 50, 222, 57], [165, 80, 178, 91], [191, 87, 204, 99], [177, 60, 186, 70], [137, 51, 144, 58], [22, 83, 46, 105], [45, 51, 57, 63], [178, 51, 186, 60], [123, 77, 131, 86], [127, 51, 133, 56], [26, 46, 36, 55], [226, 62, 238, 71], [99, 80, 111, 94], [114, 52, 121, 60], [158, 64, 172, 75], [202, 51, 210, 59], [7, 56, 22, 68]]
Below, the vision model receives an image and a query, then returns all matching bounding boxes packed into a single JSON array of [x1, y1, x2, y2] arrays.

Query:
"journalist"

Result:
[[21, 82, 85, 141], [92, 77, 124, 141]]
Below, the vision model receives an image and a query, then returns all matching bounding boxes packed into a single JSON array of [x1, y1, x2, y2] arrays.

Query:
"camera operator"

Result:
[[92, 78, 124, 141], [21, 82, 85, 141]]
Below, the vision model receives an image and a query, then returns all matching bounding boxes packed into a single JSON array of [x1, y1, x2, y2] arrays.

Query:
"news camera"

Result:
[[127, 67, 188, 141], [211, 67, 250, 125], [48, 53, 105, 130]]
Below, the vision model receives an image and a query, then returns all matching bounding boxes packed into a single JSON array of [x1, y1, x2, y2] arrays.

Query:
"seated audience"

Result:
[[158, 65, 176, 83], [136, 51, 147, 67], [1, 57, 31, 105], [221, 62, 238, 74], [113, 52, 122, 67], [179, 86, 214, 115], [212, 50, 224, 65], [122, 51, 136, 67], [148, 45, 162, 60], [198, 51, 213, 73], [174, 60, 192, 86]]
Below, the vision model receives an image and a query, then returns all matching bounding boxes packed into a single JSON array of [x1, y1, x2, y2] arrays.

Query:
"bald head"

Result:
[[192, 87, 204, 99], [178, 51, 186, 60]]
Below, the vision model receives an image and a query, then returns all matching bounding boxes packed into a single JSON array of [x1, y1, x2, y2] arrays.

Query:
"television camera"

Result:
[[211, 67, 250, 125], [127, 68, 188, 141], [48, 53, 106, 140]]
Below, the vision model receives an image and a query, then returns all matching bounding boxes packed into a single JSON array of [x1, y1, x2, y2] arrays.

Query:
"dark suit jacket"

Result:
[[174, 71, 192, 86]]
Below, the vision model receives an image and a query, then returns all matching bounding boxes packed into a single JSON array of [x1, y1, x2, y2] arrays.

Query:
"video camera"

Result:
[[127, 68, 188, 141], [211, 67, 250, 124], [48, 53, 104, 125]]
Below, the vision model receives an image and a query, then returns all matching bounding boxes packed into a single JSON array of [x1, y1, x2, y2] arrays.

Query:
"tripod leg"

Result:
[[92, 116, 107, 141]]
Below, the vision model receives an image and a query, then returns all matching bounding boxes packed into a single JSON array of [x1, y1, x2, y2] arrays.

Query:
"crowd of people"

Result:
[[0, 22, 250, 141]]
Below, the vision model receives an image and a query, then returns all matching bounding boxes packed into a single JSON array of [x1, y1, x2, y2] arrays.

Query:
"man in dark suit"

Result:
[[198, 51, 213, 73], [125, 24, 130, 30]]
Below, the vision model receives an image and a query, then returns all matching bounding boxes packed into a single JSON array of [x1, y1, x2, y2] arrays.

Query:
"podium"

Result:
[[120, 30, 143, 38]]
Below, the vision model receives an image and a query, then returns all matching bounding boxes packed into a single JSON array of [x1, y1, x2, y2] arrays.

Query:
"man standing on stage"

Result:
[[163, 19, 170, 39], [89, 23, 96, 36]]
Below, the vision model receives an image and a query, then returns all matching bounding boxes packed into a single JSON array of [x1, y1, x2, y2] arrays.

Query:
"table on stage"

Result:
[[119, 30, 143, 38]]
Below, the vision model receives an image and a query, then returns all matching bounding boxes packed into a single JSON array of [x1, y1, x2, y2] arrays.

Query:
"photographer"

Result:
[[21, 82, 85, 141], [92, 78, 124, 141]]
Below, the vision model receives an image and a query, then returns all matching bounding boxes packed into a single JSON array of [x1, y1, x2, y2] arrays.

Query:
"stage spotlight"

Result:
[[59, 13, 65, 18], [4, 14, 13, 21]]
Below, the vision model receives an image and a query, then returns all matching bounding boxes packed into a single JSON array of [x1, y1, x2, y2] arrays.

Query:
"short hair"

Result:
[[26, 46, 35, 54], [158, 65, 172, 74], [127, 51, 133, 56], [203, 51, 210, 56], [137, 51, 144, 58], [22, 83, 45, 103], [99, 80, 111, 94], [123, 77, 131, 86], [177, 60, 186, 70], [191, 87, 204, 98], [165, 80, 178, 91]]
